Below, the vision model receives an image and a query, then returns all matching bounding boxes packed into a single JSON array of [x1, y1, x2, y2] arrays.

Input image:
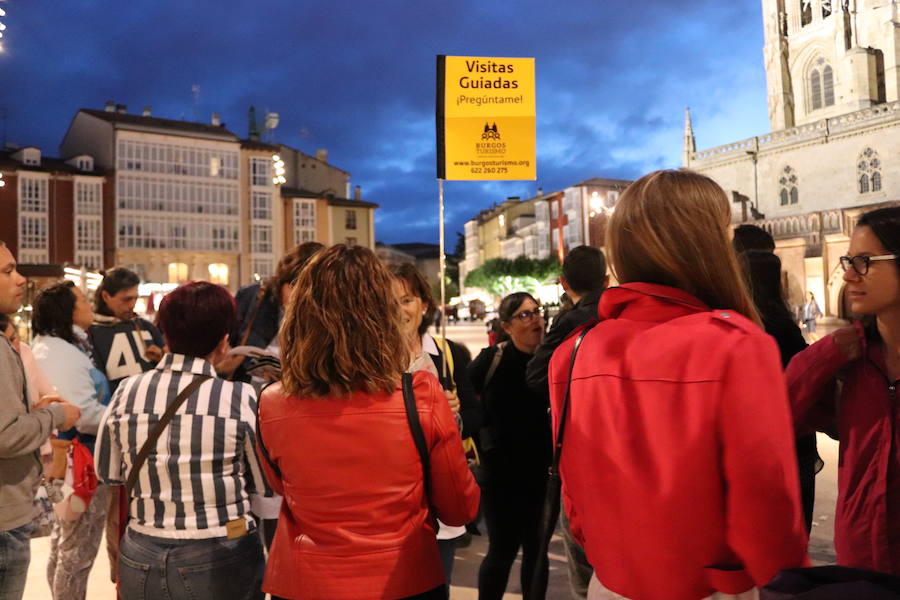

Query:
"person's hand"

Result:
[[832, 326, 863, 362], [215, 353, 245, 377], [59, 402, 82, 430], [445, 389, 461, 415], [34, 395, 64, 410], [144, 345, 163, 363]]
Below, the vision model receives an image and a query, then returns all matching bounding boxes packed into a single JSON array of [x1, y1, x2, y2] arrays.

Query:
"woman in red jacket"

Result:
[[548, 170, 808, 600], [786, 206, 900, 575], [256, 244, 480, 600]]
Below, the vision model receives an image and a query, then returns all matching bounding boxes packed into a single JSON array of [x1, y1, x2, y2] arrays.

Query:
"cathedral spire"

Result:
[[683, 107, 696, 168]]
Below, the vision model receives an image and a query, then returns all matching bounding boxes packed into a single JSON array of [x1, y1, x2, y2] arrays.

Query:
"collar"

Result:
[[155, 353, 217, 377], [92, 313, 122, 326], [422, 333, 439, 357], [574, 289, 603, 309], [598, 282, 710, 322]]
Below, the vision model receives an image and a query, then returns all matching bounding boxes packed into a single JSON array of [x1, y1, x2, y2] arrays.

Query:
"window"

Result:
[[77, 157, 93, 171], [208, 263, 229, 285], [19, 177, 48, 213], [116, 140, 238, 179], [550, 203, 559, 219], [293, 199, 316, 245], [251, 225, 273, 254], [800, 0, 812, 26], [822, 0, 832, 18], [168, 263, 189, 284], [809, 58, 835, 111], [251, 158, 270, 187], [75, 181, 102, 216], [858, 148, 883, 194], [252, 259, 274, 279], [20, 216, 47, 250], [252, 192, 272, 220], [345, 210, 357, 230], [75, 218, 102, 252], [779, 166, 799, 206]]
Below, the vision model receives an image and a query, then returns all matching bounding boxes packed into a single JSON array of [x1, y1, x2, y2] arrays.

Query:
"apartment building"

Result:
[[0, 145, 109, 269]]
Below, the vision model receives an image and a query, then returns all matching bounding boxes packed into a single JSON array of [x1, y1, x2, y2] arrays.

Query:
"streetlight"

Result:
[[271, 154, 286, 185], [0, 172, 5, 188]]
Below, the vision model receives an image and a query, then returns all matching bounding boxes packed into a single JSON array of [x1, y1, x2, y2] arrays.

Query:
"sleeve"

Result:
[[94, 387, 125, 485], [0, 404, 64, 458], [466, 345, 496, 394], [37, 345, 107, 435], [418, 372, 480, 526], [785, 330, 852, 426], [451, 342, 482, 439], [255, 387, 285, 497], [239, 385, 274, 498], [720, 334, 809, 584]]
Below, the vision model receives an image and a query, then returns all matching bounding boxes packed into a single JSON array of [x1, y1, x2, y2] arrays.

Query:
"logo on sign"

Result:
[[481, 122, 500, 141]]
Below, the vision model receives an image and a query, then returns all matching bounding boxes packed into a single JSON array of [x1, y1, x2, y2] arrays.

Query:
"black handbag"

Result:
[[529, 322, 596, 600]]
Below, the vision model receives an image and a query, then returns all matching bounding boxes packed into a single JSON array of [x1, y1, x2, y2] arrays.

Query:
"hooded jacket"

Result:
[[786, 321, 900, 574], [548, 283, 808, 600]]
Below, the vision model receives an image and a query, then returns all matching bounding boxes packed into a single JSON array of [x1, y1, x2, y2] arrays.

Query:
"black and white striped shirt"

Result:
[[95, 353, 273, 539]]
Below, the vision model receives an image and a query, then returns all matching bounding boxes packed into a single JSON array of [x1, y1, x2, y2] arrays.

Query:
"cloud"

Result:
[[0, 0, 773, 243]]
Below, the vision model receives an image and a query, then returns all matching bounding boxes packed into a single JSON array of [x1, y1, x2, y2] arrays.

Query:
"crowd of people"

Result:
[[2, 168, 900, 600]]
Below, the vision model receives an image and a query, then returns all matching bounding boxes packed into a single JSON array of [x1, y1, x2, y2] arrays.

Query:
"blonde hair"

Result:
[[607, 169, 760, 325], [280, 244, 408, 398]]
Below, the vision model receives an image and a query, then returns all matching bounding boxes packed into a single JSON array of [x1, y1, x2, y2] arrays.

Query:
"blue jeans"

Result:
[[119, 528, 264, 600], [0, 522, 33, 600]]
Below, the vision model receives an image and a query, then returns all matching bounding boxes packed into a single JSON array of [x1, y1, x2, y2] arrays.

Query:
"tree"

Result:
[[464, 256, 560, 297]]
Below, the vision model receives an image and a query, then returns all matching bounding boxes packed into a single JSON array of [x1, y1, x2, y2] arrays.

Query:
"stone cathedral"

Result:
[[685, 0, 900, 317]]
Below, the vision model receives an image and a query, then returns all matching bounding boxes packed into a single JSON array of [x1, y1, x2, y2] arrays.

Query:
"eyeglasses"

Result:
[[507, 308, 543, 323], [839, 254, 898, 275]]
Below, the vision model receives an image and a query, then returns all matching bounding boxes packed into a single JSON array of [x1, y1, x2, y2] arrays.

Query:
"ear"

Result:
[[603, 275, 610, 289], [101, 290, 112, 304], [500, 320, 513, 335], [560, 276, 571, 294]]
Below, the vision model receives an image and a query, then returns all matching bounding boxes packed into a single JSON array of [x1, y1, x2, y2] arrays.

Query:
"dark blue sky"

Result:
[[0, 0, 772, 244]]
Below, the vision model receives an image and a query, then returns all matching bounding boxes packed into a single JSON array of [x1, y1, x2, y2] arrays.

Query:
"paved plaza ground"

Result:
[[23, 320, 841, 599]]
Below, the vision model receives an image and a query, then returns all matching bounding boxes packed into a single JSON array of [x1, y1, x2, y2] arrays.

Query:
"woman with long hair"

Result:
[[467, 291, 549, 600], [31, 281, 112, 600], [787, 206, 900, 575], [739, 250, 818, 534], [548, 170, 807, 600], [388, 262, 481, 589], [256, 245, 479, 600]]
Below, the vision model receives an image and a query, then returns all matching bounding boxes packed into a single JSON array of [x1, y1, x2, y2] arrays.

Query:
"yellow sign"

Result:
[[437, 55, 536, 181]]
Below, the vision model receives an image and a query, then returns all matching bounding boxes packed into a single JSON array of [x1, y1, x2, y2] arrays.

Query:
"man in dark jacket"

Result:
[[525, 245, 607, 600], [526, 246, 607, 399]]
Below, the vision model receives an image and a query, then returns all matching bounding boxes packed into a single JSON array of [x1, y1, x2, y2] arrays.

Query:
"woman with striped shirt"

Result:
[[95, 281, 273, 600]]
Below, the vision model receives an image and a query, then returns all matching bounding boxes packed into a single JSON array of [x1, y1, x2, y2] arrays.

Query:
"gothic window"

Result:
[[779, 166, 799, 206], [822, 0, 832, 18], [809, 58, 835, 111], [801, 0, 812, 26], [857, 148, 883, 193]]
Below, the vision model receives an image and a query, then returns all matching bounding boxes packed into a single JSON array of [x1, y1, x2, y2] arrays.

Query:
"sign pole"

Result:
[[438, 177, 449, 383]]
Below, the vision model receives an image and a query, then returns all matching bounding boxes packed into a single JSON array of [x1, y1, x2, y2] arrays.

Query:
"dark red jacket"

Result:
[[549, 283, 808, 600], [256, 371, 479, 600], [786, 322, 900, 575]]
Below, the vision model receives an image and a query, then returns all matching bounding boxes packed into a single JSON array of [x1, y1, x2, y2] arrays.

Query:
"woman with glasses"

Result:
[[548, 170, 807, 600], [467, 292, 548, 600], [787, 206, 900, 575]]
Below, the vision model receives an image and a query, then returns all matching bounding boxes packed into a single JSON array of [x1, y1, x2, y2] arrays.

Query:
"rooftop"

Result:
[[80, 108, 239, 140]]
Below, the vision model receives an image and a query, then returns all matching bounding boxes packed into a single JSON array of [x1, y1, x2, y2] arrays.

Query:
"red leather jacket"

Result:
[[256, 371, 479, 600], [549, 283, 808, 600], [786, 322, 900, 574]]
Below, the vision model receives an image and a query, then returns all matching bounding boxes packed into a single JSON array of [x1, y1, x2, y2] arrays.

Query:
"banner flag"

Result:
[[436, 55, 536, 181]]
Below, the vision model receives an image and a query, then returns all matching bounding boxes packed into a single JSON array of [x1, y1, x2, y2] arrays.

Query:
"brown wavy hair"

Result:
[[607, 169, 761, 325], [267, 242, 325, 305], [280, 244, 408, 397]]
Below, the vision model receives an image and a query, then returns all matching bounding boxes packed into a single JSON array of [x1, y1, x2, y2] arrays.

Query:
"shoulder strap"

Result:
[[239, 285, 268, 347], [402, 372, 430, 494], [125, 375, 210, 493], [483, 341, 506, 389], [549, 323, 596, 478], [432, 336, 455, 391]]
